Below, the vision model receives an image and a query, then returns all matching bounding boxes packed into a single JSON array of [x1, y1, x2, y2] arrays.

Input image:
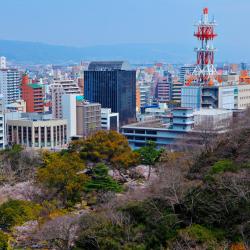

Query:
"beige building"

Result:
[[7, 117, 67, 149], [76, 101, 101, 137], [51, 80, 81, 119], [237, 84, 250, 109]]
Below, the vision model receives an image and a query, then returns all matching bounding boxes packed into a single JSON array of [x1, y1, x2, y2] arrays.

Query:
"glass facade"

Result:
[[84, 68, 136, 126]]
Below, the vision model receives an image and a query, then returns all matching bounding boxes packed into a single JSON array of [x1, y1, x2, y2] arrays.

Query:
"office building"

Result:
[[179, 65, 196, 84], [181, 84, 246, 110], [0, 69, 20, 105], [21, 73, 44, 113], [76, 101, 101, 137], [6, 113, 67, 149], [121, 107, 194, 149], [101, 108, 119, 131], [84, 61, 136, 125]]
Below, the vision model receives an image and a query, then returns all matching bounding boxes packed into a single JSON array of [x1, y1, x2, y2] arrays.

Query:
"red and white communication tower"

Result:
[[192, 8, 217, 85]]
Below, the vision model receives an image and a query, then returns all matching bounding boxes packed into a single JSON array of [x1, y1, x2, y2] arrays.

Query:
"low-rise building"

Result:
[[101, 108, 119, 131], [121, 107, 194, 149], [6, 113, 67, 149]]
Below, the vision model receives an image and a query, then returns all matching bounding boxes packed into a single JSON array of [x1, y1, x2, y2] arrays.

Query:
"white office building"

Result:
[[101, 108, 119, 131]]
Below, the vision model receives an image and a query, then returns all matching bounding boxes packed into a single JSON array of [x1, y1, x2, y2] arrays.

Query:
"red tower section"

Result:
[[193, 8, 217, 84]]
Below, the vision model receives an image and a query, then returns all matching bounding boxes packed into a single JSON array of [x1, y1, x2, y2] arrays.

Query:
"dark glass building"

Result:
[[84, 61, 136, 126]]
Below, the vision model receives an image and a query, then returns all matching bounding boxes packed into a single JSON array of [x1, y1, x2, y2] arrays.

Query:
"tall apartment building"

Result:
[[84, 61, 136, 126], [171, 76, 183, 103], [155, 77, 172, 103], [0, 69, 20, 105], [21, 73, 44, 113], [51, 80, 80, 119], [76, 101, 101, 137]]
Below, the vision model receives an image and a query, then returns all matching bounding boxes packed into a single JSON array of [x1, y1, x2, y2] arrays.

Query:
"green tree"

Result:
[[36, 152, 89, 206], [136, 141, 163, 179], [84, 163, 122, 193], [69, 131, 139, 177]]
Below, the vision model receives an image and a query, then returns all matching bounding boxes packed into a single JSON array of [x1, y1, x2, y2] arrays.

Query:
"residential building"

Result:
[[6, 113, 67, 149], [0, 69, 20, 105], [53, 79, 81, 94], [51, 80, 80, 119], [171, 76, 183, 103], [139, 83, 151, 108], [155, 77, 172, 103], [101, 108, 119, 131], [84, 61, 136, 126], [21, 73, 44, 113], [62, 94, 78, 138], [76, 101, 101, 137]]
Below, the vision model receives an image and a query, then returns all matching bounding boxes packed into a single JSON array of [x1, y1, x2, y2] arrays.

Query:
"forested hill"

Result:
[[0, 117, 249, 249]]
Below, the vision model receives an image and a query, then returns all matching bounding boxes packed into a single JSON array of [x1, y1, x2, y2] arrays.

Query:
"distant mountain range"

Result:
[[0, 40, 195, 65], [0, 40, 247, 65]]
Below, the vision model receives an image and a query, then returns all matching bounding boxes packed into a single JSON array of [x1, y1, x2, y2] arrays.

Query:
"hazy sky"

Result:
[[0, 0, 249, 50]]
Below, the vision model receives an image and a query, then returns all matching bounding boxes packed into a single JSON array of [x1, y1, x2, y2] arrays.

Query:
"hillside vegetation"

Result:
[[0, 125, 249, 249]]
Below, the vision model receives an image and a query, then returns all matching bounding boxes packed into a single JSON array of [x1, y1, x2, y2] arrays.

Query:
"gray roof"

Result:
[[88, 61, 131, 71]]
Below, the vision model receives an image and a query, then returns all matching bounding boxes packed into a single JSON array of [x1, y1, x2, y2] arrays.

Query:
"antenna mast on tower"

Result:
[[192, 8, 217, 85]]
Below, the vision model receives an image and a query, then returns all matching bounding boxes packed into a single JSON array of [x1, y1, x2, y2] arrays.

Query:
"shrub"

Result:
[[210, 159, 237, 174], [0, 230, 8, 250], [0, 200, 41, 230], [84, 163, 123, 193]]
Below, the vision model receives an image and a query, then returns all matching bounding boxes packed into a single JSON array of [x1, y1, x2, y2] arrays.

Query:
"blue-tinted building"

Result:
[[84, 61, 136, 126]]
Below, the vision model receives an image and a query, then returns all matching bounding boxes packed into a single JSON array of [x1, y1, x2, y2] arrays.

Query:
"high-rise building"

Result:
[[155, 77, 172, 103], [21, 73, 44, 113], [62, 93, 78, 138], [84, 61, 136, 126], [171, 76, 183, 103], [51, 80, 81, 119], [76, 101, 101, 137], [0, 69, 20, 105]]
